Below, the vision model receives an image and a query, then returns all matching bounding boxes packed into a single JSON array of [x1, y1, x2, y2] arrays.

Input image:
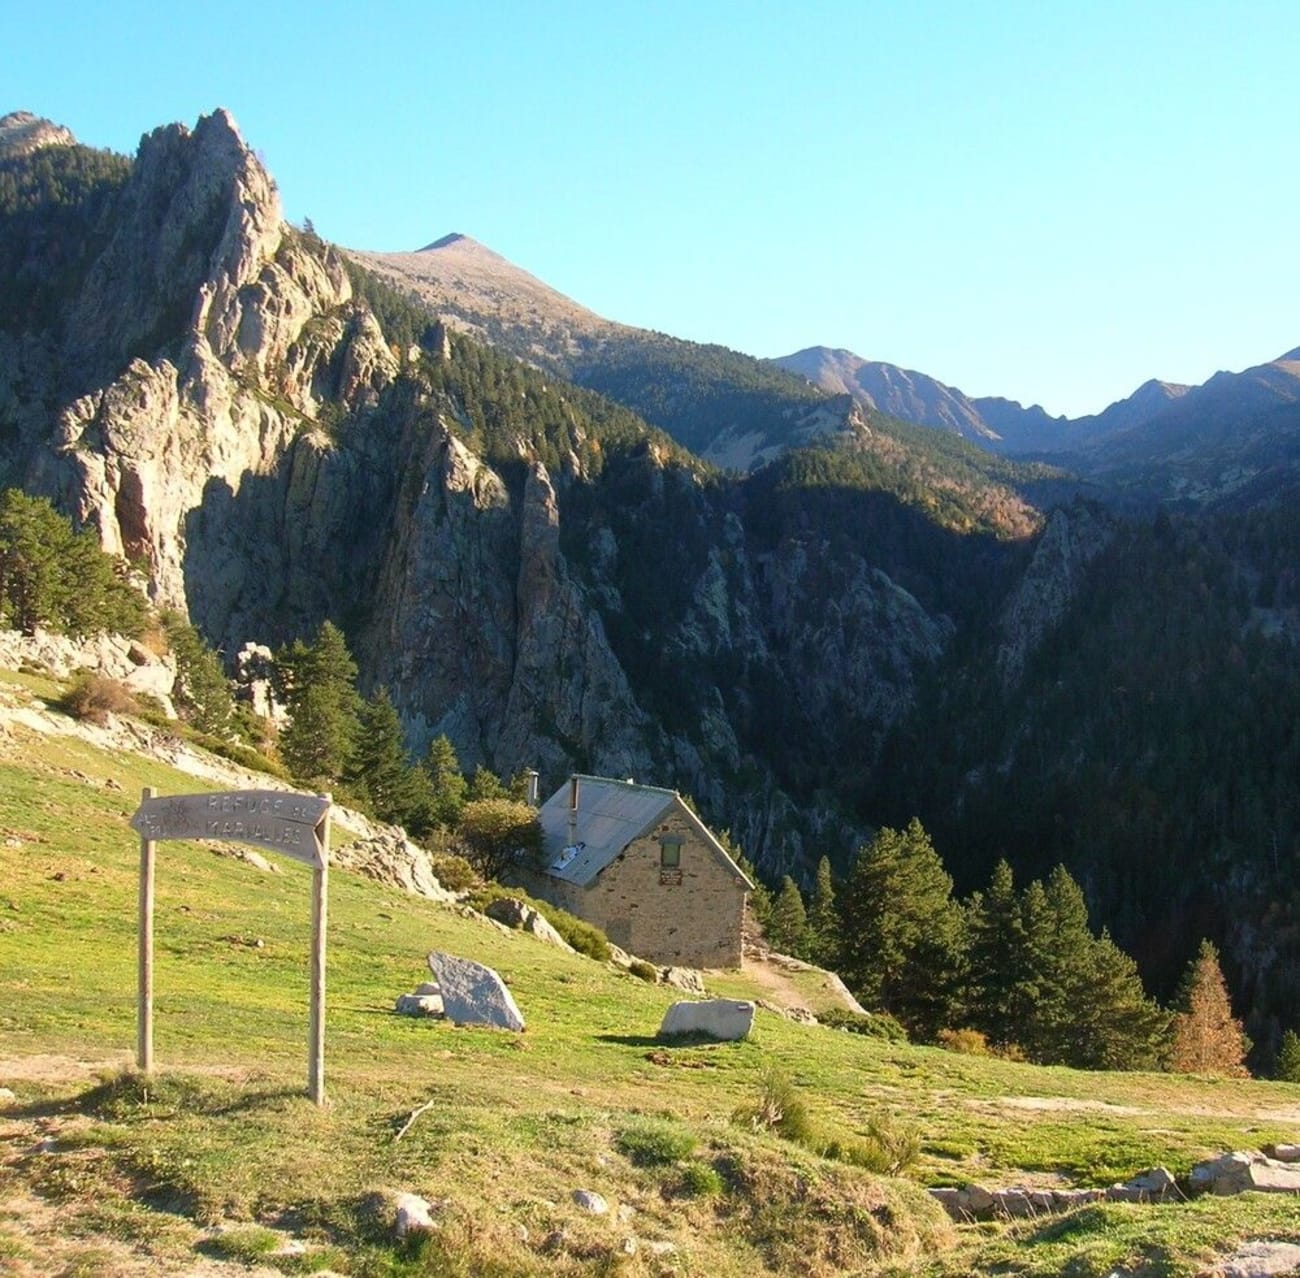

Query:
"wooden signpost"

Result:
[[129, 787, 333, 1104]]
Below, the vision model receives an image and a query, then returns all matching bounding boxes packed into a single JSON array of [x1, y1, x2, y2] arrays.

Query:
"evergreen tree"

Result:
[[1275, 1029, 1300, 1082], [348, 687, 428, 828], [1075, 931, 1169, 1071], [965, 859, 1034, 1049], [838, 818, 965, 1039], [466, 764, 506, 801], [721, 830, 772, 930], [507, 769, 535, 803], [275, 621, 362, 786], [1169, 939, 1251, 1076], [0, 489, 144, 637], [806, 855, 840, 968], [1018, 867, 1096, 1063], [767, 876, 810, 957], [162, 611, 234, 736], [423, 734, 468, 829], [1014, 868, 1166, 1070]]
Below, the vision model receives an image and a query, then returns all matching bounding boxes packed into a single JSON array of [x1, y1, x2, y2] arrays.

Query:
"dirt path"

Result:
[[738, 949, 867, 1017]]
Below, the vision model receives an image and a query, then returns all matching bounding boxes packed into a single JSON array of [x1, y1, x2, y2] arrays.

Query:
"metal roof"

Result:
[[538, 776, 677, 886], [537, 775, 752, 891]]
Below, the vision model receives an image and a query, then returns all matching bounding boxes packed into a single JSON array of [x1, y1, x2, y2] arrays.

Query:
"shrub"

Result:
[[732, 1068, 919, 1175], [733, 1068, 814, 1145], [456, 797, 543, 879], [616, 1119, 696, 1167], [936, 1027, 992, 1056], [426, 851, 480, 894], [821, 1115, 920, 1175], [818, 1008, 908, 1042], [676, 1161, 724, 1198], [467, 883, 612, 962], [60, 671, 137, 725], [628, 958, 659, 983], [188, 731, 288, 779]]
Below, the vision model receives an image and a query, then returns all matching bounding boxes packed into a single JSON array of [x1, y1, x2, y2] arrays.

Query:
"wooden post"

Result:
[[307, 796, 330, 1105], [137, 785, 156, 1075]]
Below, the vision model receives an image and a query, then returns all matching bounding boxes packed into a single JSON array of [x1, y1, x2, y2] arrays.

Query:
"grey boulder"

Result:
[[427, 951, 525, 1032]]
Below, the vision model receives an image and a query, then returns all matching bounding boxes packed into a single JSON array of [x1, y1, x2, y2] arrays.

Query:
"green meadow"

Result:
[[1, 675, 1299, 1276]]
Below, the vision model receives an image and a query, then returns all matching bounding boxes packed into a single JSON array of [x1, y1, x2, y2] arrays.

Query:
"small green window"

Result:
[[660, 837, 682, 869]]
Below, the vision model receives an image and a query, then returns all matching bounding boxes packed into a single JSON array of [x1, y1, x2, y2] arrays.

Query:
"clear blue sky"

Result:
[[4, 0, 1296, 417]]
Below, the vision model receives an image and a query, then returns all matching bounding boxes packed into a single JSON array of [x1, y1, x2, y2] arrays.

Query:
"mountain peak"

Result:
[[0, 110, 76, 159], [420, 232, 471, 251]]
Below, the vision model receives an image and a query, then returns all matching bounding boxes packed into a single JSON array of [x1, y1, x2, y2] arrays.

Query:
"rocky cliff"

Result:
[[0, 109, 1092, 881], [10, 106, 1300, 1047]]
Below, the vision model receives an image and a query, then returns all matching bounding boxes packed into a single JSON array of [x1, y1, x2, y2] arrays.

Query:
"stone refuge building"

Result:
[[526, 775, 752, 969]]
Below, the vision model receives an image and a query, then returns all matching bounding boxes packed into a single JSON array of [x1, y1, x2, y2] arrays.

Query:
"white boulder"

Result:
[[659, 998, 754, 1041]]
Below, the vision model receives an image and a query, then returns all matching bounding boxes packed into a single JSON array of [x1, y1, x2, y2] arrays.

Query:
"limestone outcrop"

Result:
[[0, 112, 76, 159]]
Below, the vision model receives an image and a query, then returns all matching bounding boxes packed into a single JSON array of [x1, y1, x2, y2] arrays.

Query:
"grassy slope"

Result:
[[1, 674, 1299, 1276]]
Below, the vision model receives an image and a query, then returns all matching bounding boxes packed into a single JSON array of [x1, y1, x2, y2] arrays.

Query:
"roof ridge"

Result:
[[570, 773, 678, 796]]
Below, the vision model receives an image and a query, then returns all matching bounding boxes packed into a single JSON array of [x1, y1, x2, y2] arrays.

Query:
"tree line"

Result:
[[270, 620, 541, 878], [759, 817, 1256, 1077]]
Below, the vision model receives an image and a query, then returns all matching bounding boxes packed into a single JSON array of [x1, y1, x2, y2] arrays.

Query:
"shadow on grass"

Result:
[[597, 1031, 734, 1048], [74, 1071, 305, 1120], [596, 1034, 665, 1048]]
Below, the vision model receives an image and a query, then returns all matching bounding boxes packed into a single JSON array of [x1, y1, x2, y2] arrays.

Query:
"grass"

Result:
[[2, 687, 1300, 1274]]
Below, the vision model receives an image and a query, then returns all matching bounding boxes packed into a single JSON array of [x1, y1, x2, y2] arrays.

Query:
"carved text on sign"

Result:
[[130, 791, 328, 866]]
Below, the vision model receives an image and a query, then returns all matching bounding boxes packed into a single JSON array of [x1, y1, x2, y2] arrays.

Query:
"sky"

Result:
[[3, 0, 1297, 418]]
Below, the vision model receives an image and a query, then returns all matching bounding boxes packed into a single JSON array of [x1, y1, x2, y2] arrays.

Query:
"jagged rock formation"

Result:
[[0, 111, 75, 158], [2, 107, 999, 871], [3, 109, 396, 629], [995, 501, 1114, 686]]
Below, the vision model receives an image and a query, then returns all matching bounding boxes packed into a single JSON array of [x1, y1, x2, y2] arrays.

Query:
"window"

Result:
[[660, 837, 682, 869]]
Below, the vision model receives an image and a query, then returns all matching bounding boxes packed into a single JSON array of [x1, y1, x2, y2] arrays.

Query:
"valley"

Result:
[[2, 102, 1300, 1274]]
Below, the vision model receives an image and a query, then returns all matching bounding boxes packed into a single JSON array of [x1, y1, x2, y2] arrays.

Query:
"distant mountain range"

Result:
[[771, 346, 1199, 455], [355, 233, 1300, 505]]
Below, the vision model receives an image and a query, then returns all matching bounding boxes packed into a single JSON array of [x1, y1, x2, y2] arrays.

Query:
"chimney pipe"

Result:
[[525, 769, 539, 807], [568, 774, 579, 847]]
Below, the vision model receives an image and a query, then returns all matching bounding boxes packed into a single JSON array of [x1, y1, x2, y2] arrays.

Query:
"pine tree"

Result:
[[275, 621, 362, 786], [466, 764, 506, 801], [1075, 930, 1169, 1071], [0, 488, 144, 637], [1276, 1029, 1300, 1082], [838, 818, 965, 1039], [348, 687, 428, 828], [1018, 867, 1097, 1063], [806, 856, 840, 968], [1168, 939, 1251, 1076], [163, 611, 234, 737], [965, 859, 1034, 1049], [767, 876, 809, 957], [1006, 868, 1168, 1070], [423, 735, 468, 829]]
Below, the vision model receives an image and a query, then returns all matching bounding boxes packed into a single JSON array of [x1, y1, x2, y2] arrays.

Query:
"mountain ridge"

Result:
[[5, 106, 1300, 1051]]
